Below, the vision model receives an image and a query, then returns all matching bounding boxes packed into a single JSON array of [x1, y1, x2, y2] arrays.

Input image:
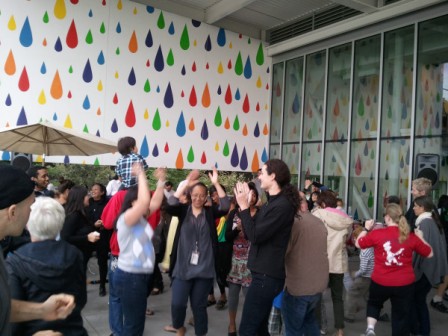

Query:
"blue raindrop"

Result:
[[5, 94, 12, 106], [156, 86, 160, 93], [154, 45, 164, 72], [17, 107, 28, 125], [111, 119, 118, 133], [97, 51, 105, 65], [204, 35, 212, 51], [53, 113, 58, 121], [40, 62, 47, 74], [140, 136, 149, 157], [64, 156, 70, 164], [145, 28, 153, 47], [128, 67, 136, 86], [82, 59, 93, 83], [2, 152, 11, 160], [292, 94, 300, 114], [164, 82, 174, 108], [54, 37, 63, 52], [243, 56, 252, 79], [254, 123, 260, 137], [176, 111, 186, 137], [146, 6, 154, 13], [235, 89, 240, 100], [261, 148, 268, 162], [168, 22, 175, 35], [152, 144, 159, 157], [362, 182, 367, 193], [217, 28, 226, 47], [240, 148, 248, 170], [116, 22, 122, 33], [230, 144, 239, 167], [88, 9, 93, 17], [83, 95, 90, 110], [200, 120, 208, 140], [19, 17, 33, 47]]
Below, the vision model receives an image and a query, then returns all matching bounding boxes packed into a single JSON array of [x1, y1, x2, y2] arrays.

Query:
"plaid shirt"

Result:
[[115, 152, 148, 188]]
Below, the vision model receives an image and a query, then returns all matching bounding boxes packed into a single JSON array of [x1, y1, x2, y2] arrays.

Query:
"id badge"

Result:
[[190, 251, 200, 265]]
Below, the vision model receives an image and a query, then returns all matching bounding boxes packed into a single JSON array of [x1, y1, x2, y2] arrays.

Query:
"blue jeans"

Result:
[[114, 268, 152, 336], [171, 277, 213, 336], [108, 256, 122, 336], [239, 272, 285, 336], [282, 289, 321, 336]]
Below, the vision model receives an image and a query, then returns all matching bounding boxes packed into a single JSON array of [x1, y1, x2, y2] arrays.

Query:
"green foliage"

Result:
[[46, 164, 253, 193]]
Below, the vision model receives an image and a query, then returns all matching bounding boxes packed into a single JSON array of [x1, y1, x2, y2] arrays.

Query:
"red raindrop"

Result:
[[206, 63, 209, 70], [164, 142, 169, 153], [201, 151, 207, 164], [66, 19, 78, 49], [189, 86, 197, 106], [113, 93, 118, 104], [125, 100, 136, 127], [192, 62, 196, 72], [242, 94, 250, 113], [67, 91, 72, 98], [146, 59, 150, 67], [227, 60, 232, 69], [18, 67, 30, 92], [225, 85, 232, 104]]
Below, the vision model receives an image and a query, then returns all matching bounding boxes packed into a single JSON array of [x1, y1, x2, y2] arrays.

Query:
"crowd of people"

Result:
[[1, 138, 448, 336]]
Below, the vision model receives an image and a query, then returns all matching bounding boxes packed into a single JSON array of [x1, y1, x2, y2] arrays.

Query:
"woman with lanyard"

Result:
[[167, 167, 230, 336]]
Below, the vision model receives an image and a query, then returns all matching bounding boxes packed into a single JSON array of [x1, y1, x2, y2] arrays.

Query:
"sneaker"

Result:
[[430, 299, 448, 313], [362, 328, 375, 336]]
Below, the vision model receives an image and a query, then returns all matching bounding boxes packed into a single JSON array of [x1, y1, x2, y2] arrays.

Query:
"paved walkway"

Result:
[[82, 258, 448, 335]]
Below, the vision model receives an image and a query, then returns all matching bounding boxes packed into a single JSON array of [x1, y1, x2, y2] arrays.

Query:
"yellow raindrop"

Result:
[[36, 155, 43, 163], [256, 76, 262, 88], [64, 115, 73, 128], [215, 141, 220, 151], [38, 90, 46, 104], [8, 16, 16, 30], [115, 71, 119, 79], [229, 42, 232, 49], [193, 40, 197, 47], [166, 120, 170, 127], [97, 80, 103, 91], [144, 108, 149, 119], [217, 62, 223, 74], [117, 0, 123, 10], [54, 0, 66, 19], [133, 7, 138, 14]]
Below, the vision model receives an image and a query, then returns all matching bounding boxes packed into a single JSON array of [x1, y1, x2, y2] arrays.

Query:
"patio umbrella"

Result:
[[0, 120, 117, 157]]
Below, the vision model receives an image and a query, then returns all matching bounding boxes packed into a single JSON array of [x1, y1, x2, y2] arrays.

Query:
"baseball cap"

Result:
[[0, 165, 35, 210]]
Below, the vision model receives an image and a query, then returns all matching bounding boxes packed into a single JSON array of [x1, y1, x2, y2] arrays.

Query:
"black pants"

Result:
[[367, 280, 414, 336], [96, 229, 111, 288]]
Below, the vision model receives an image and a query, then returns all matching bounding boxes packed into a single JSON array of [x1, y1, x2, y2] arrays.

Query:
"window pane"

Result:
[[270, 63, 284, 144], [323, 43, 351, 199], [351, 36, 381, 139], [415, 15, 448, 198], [348, 140, 377, 220], [301, 143, 321, 183], [282, 144, 300, 182], [283, 57, 304, 143], [381, 26, 414, 137], [303, 51, 326, 142]]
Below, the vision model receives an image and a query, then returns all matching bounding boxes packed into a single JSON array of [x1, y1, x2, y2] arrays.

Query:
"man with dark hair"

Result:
[[0, 165, 75, 335], [164, 181, 175, 199], [26, 165, 51, 197]]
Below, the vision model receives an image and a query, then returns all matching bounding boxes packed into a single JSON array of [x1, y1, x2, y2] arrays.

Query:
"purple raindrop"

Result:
[[152, 144, 159, 157], [253, 123, 260, 137], [145, 28, 153, 47], [82, 59, 93, 83], [5, 94, 12, 106], [154, 45, 164, 72], [200, 120, 208, 140], [192, 20, 201, 27], [111, 119, 118, 133], [164, 82, 174, 108], [204, 35, 212, 51], [54, 37, 63, 52], [17, 107, 28, 125], [230, 144, 239, 167], [128, 67, 136, 86], [240, 148, 248, 170], [64, 155, 70, 164]]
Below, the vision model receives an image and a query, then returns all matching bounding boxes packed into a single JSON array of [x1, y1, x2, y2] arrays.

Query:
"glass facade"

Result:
[[269, 13, 448, 219]]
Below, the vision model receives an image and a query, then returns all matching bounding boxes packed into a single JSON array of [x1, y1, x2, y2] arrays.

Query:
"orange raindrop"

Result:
[[129, 31, 138, 53], [251, 151, 260, 172], [50, 70, 63, 99], [189, 118, 195, 131], [42, 38, 47, 46], [201, 83, 211, 108], [97, 108, 102, 116], [263, 124, 269, 135], [224, 118, 230, 129], [5, 50, 16, 75], [175, 149, 184, 169], [242, 124, 248, 136]]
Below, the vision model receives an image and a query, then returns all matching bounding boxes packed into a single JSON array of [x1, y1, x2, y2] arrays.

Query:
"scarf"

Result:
[[415, 211, 433, 229]]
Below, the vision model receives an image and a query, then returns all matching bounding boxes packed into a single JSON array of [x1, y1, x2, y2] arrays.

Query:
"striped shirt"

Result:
[[115, 152, 148, 188], [355, 247, 374, 278]]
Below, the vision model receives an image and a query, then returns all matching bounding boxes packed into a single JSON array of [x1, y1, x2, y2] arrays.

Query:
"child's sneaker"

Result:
[[362, 328, 376, 336]]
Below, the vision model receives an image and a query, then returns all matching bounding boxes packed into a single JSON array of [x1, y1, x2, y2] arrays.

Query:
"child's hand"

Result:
[[208, 166, 219, 185], [131, 162, 144, 176], [186, 169, 200, 186], [153, 167, 167, 181]]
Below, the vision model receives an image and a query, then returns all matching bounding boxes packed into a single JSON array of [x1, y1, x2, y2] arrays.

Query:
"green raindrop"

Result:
[[100, 22, 106, 34], [43, 11, 49, 23], [68, 66, 73, 74], [368, 191, 374, 208], [223, 141, 230, 157], [358, 96, 365, 117], [144, 79, 151, 93], [85, 30, 93, 44], [256, 43, 264, 66], [115, 47, 120, 55], [187, 146, 195, 163], [180, 24, 190, 50], [167, 49, 174, 66], [152, 108, 161, 130], [214, 107, 222, 126], [307, 128, 313, 139], [83, 124, 89, 133], [248, 38, 251, 44], [157, 11, 165, 29], [387, 105, 392, 119], [233, 116, 240, 130], [436, 92, 441, 102], [235, 52, 243, 76], [316, 161, 320, 172], [94, 158, 100, 166], [312, 119, 318, 135], [370, 149, 375, 160]]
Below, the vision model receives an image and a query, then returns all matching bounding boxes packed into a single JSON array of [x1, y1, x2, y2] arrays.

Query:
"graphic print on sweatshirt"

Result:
[[383, 241, 404, 266]]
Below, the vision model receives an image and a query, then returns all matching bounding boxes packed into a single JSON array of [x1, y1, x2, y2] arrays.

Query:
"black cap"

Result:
[[0, 165, 35, 210]]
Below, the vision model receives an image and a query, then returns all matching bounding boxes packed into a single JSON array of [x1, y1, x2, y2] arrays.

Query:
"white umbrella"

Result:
[[0, 120, 117, 157]]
